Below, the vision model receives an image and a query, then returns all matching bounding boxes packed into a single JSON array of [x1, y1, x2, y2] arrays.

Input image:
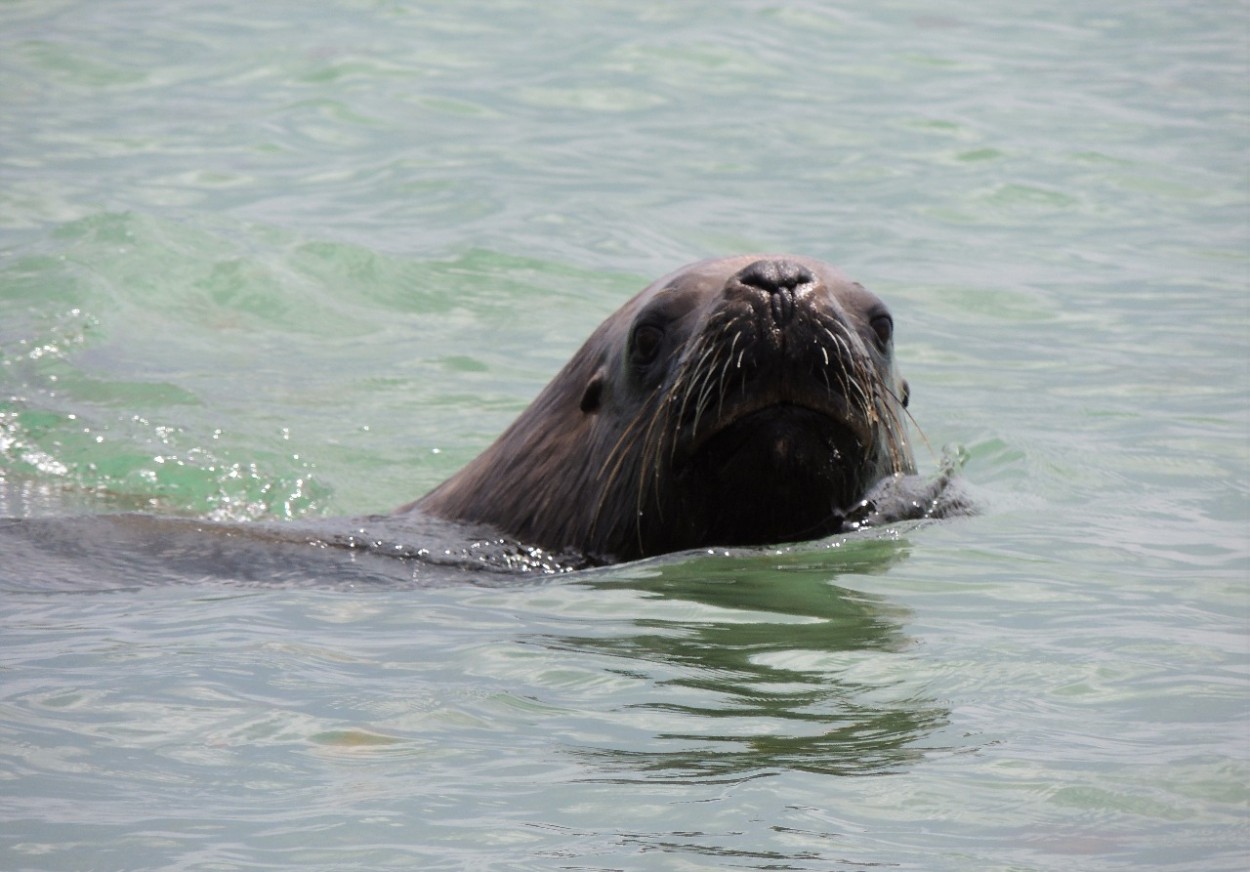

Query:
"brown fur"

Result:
[[403, 255, 915, 563]]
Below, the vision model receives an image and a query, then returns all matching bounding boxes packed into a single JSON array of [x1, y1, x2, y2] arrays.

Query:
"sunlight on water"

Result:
[[1, 0, 1246, 869]]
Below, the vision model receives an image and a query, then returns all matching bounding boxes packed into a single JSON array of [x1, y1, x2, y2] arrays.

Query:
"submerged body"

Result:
[[406, 255, 916, 564]]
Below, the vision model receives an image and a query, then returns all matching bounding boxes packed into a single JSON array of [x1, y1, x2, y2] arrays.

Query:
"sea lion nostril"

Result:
[[736, 259, 815, 326], [736, 259, 816, 294]]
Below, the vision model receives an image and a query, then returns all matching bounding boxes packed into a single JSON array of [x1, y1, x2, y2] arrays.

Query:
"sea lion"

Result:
[[403, 255, 915, 564]]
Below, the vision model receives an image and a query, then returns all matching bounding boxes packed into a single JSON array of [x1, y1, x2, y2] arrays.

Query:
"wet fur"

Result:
[[406, 255, 915, 563]]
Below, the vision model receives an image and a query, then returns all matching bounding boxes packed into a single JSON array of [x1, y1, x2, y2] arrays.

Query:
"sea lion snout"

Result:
[[732, 258, 817, 326], [734, 258, 816, 293]]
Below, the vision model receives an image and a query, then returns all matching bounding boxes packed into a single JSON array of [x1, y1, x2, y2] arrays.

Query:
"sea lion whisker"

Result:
[[667, 344, 712, 465], [587, 418, 649, 538], [855, 360, 880, 417], [675, 338, 716, 425], [719, 329, 744, 414], [634, 380, 682, 525], [597, 408, 649, 480], [878, 379, 931, 462], [832, 334, 873, 412], [690, 348, 725, 439], [860, 370, 911, 470]]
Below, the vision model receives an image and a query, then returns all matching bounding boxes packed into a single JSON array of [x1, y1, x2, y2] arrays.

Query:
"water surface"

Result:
[[2, 1, 1246, 869]]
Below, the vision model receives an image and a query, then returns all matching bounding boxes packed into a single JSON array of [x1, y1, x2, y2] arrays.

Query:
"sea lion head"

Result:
[[410, 255, 915, 563]]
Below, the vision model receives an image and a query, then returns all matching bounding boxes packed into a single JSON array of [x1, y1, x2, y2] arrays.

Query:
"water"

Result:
[[2, 0, 1247, 869]]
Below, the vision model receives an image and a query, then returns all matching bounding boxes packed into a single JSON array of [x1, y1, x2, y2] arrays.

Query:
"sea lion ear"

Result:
[[580, 368, 606, 413], [899, 379, 910, 409]]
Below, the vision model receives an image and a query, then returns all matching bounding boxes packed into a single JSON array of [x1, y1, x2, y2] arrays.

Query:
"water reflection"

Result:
[[555, 539, 948, 779]]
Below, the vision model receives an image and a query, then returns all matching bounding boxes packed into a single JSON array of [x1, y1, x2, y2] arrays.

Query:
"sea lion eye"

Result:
[[630, 323, 664, 366], [869, 313, 893, 349]]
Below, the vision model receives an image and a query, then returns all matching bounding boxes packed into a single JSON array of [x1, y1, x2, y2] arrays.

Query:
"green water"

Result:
[[2, 1, 1247, 870]]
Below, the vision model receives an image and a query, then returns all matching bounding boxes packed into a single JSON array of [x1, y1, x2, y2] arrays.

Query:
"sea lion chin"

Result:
[[401, 254, 916, 564]]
